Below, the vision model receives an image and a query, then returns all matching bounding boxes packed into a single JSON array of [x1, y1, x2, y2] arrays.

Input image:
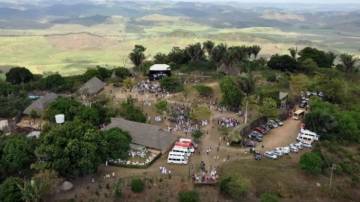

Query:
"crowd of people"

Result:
[[136, 80, 163, 94], [217, 117, 240, 128], [167, 104, 200, 134]]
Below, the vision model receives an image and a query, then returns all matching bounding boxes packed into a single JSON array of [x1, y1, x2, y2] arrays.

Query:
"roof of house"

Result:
[[78, 76, 105, 95], [103, 117, 176, 153], [149, 64, 171, 71], [23, 93, 58, 115]]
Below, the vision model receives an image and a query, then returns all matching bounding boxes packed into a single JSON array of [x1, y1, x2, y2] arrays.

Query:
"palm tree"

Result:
[[289, 47, 298, 60], [129, 45, 146, 67], [185, 43, 205, 62], [210, 43, 227, 67], [203, 40, 215, 57], [339, 53, 359, 73], [252, 45, 261, 59]]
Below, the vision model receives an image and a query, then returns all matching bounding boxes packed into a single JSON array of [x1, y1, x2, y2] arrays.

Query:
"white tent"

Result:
[[149, 64, 170, 71]]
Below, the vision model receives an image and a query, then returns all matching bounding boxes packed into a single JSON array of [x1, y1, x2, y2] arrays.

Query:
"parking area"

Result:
[[256, 119, 302, 152]]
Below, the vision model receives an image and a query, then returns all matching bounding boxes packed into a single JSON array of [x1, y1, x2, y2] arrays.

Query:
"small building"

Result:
[[149, 64, 171, 80], [78, 76, 105, 96], [0, 119, 9, 131], [103, 117, 177, 153], [279, 91, 288, 109], [23, 93, 58, 116]]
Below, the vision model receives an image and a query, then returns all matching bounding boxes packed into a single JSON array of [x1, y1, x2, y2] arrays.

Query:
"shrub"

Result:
[[194, 85, 213, 97], [219, 176, 250, 200], [113, 179, 123, 198], [191, 130, 203, 142], [114, 67, 131, 79], [155, 100, 168, 113], [260, 192, 280, 202], [120, 97, 146, 123], [131, 178, 145, 193], [299, 152, 324, 175], [160, 77, 184, 93], [178, 190, 200, 202]]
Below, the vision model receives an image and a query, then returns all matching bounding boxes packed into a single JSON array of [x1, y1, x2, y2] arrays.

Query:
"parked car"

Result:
[[244, 140, 257, 148], [254, 152, 262, 160], [273, 148, 284, 157], [281, 146, 290, 155], [289, 144, 299, 153], [301, 142, 313, 148], [294, 142, 304, 150], [248, 131, 263, 142], [274, 119, 284, 126], [254, 127, 266, 134], [268, 120, 279, 128], [260, 125, 271, 133], [264, 151, 278, 159]]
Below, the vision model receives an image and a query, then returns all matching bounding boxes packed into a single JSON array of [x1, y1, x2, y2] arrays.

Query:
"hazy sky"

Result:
[[1, 0, 360, 3]]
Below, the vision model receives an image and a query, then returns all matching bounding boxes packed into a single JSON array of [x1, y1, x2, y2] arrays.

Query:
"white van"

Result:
[[168, 151, 187, 157], [172, 146, 191, 156], [167, 155, 188, 164], [300, 129, 319, 141], [297, 134, 315, 143]]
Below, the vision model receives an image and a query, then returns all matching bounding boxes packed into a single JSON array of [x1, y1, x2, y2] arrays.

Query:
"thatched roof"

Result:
[[23, 93, 58, 115], [78, 77, 105, 95], [103, 118, 176, 153]]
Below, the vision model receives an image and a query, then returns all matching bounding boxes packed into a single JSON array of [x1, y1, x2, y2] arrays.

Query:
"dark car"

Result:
[[254, 152, 262, 160], [244, 140, 257, 147], [299, 101, 307, 108]]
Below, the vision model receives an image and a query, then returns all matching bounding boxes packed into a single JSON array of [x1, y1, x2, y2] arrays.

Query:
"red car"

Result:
[[254, 127, 266, 134]]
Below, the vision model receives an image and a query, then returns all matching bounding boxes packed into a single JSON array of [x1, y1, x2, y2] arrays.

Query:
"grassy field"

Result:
[[0, 14, 359, 76]]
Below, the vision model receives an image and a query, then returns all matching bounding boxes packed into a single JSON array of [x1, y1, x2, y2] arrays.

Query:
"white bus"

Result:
[[167, 155, 188, 164], [300, 129, 319, 141], [297, 134, 315, 144], [172, 146, 192, 156], [168, 151, 188, 157]]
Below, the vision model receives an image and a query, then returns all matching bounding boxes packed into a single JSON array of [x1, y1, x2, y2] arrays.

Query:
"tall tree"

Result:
[[267, 54, 298, 72], [6, 67, 33, 85], [219, 76, 243, 110], [103, 128, 132, 160], [288, 47, 298, 60], [251, 45, 261, 59], [0, 177, 24, 202], [129, 45, 146, 67], [210, 43, 227, 67], [339, 53, 359, 73], [203, 40, 215, 57], [185, 43, 205, 62]]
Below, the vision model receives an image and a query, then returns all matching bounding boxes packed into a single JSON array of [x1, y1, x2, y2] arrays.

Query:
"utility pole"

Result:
[[329, 163, 336, 189]]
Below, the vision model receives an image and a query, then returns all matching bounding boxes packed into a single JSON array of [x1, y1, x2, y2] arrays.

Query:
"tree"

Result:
[[45, 97, 82, 122], [6, 67, 33, 85], [259, 98, 278, 118], [288, 47, 298, 60], [290, 74, 311, 96], [236, 74, 255, 95], [167, 47, 190, 66], [299, 58, 318, 74], [155, 100, 168, 113], [220, 76, 243, 110], [260, 192, 280, 202], [211, 43, 227, 67], [113, 179, 123, 199], [160, 76, 184, 93], [0, 177, 24, 202], [267, 54, 298, 72], [191, 130, 203, 143], [194, 85, 213, 97], [153, 53, 169, 64], [299, 152, 324, 175], [39, 74, 68, 92], [178, 190, 200, 202], [251, 45, 261, 59], [339, 53, 359, 73], [103, 128, 132, 160], [298, 47, 335, 68], [120, 97, 146, 123], [114, 67, 131, 80], [83, 66, 112, 81], [203, 40, 215, 56], [220, 175, 250, 200], [1, 135, 34, 175], [130, 178, 144, 193], [190, 105, 211, 121], [185, 43, 205, 62], [129, 45, 146, 67], [35, 121, 107, 177]]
